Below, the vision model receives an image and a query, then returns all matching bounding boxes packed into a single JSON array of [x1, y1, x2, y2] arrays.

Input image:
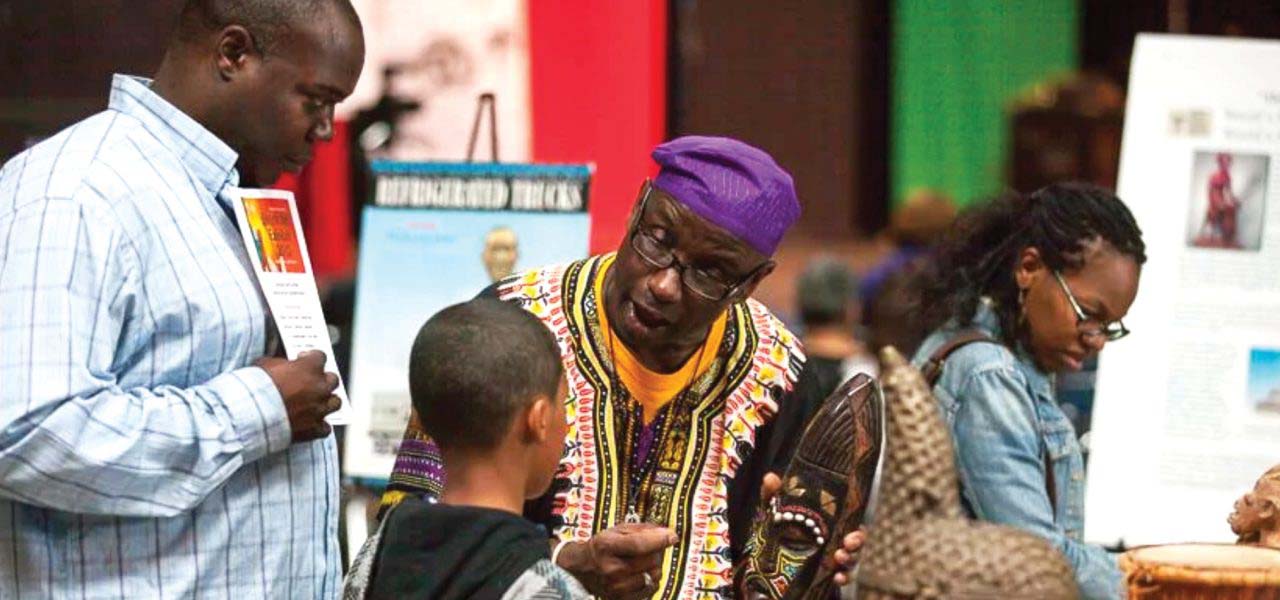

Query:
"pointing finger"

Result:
[[601, 527, 676, 557]]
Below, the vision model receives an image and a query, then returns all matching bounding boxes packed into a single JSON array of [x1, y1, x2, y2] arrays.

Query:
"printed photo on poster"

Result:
[[242, 196, 308, 273], [1186, 150, 1269, 252], [481, 225, 519, 282], [1248, 347, 1280, 416]]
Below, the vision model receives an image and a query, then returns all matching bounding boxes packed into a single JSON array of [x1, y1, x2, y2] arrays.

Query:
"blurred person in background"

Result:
[[859, 187, 957, 308], [798, 257, 878, 381], [862, 188, 957, 358], [758, 257, 879, 474]]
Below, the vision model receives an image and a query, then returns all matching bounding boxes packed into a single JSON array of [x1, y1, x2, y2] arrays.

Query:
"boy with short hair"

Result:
[[344, 299, 586, 599]]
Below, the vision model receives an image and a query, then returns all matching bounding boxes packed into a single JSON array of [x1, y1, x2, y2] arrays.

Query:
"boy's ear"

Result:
[[524, 396, 553, 444]]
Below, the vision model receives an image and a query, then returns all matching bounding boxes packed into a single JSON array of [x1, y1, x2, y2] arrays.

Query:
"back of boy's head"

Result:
[[408, 298, 563, 451]]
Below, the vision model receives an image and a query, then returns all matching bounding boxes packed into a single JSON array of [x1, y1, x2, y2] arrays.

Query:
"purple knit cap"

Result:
[[651, 136, 800, 256]]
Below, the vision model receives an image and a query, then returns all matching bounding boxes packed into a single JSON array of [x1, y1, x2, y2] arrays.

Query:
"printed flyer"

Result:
[[229, 188, 351, 423]]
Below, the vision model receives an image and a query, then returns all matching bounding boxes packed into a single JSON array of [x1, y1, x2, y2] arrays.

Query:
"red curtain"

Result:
[[528, 0, 668, 253]]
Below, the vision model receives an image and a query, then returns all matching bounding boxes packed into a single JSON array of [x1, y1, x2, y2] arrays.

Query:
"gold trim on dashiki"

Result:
[[496, 254, 803, 599]]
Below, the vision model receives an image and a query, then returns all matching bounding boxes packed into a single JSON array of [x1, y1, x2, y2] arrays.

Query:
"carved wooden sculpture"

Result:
[[738, 373, 883, 600], [1230, 464, 1280, 548], [855, 347, 1079, 600]]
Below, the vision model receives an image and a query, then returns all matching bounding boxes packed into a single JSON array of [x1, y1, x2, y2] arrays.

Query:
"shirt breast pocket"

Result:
[[1039, 418, 1086, 538]]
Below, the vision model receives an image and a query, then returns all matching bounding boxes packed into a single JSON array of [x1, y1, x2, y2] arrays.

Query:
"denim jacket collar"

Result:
[[971, 299, 1055, 396]]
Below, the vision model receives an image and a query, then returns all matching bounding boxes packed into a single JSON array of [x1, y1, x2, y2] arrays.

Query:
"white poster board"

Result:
[[1086, 34, 1280, 546]]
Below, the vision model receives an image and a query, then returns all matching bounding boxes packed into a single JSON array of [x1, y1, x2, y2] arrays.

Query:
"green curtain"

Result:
[[891, 1, 1078, 207]]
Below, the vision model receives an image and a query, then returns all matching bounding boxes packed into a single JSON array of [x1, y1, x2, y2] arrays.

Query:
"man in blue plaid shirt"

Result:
[[0, 1, 364, 597]]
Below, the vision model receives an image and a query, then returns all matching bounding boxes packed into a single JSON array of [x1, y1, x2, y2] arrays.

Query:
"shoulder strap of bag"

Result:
[[921, 329, 994, 387], [919, 329, 1058, 513]]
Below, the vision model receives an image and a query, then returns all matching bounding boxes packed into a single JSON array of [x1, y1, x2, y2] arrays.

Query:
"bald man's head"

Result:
[[157, 0, 365, 185]]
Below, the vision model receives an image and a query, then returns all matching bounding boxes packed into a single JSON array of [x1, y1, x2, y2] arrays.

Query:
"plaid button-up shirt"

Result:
[[0, 74, 340, 599]]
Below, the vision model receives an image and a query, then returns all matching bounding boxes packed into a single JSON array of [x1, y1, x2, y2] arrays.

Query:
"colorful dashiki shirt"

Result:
[[380, 254, 804, 599]]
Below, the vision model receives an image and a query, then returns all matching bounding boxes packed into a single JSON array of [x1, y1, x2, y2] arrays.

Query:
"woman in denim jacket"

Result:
[[909, 183, 1146, 599]]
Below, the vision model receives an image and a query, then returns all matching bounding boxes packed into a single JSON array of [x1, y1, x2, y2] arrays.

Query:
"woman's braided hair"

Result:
[[912, 182, 1147, 348]]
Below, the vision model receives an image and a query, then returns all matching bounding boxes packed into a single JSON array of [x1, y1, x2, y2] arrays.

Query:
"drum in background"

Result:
[[1121, 543, 1280, 599]]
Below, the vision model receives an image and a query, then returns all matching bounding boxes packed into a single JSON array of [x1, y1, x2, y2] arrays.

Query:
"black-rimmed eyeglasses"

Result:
[[628, 182, 768, 301], [1052, 271, 1130, 342]]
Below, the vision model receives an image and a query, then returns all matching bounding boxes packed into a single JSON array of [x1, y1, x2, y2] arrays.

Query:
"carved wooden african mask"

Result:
[[738, 373, 883, 600]]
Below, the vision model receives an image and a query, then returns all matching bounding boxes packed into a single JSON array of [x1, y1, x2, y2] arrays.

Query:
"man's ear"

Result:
[[730, 261, 776, 302], [215, 25, 257, 81], [524, 396, 553, 445]]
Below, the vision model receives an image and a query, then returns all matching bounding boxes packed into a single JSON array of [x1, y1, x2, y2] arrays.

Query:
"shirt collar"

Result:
[[107, 74, 240, 194], [971, 298, 1002, 338], [973, 298, 1055, 390]]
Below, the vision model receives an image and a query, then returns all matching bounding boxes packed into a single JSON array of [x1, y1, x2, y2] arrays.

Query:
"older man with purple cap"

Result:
[[378, 136, 865, 599]]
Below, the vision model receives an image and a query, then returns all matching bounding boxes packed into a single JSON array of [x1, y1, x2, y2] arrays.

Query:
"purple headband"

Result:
[[651, 136, 800, 256]]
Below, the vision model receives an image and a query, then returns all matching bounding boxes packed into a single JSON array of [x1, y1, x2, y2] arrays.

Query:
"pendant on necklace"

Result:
[[625, 505, 642, 524]]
